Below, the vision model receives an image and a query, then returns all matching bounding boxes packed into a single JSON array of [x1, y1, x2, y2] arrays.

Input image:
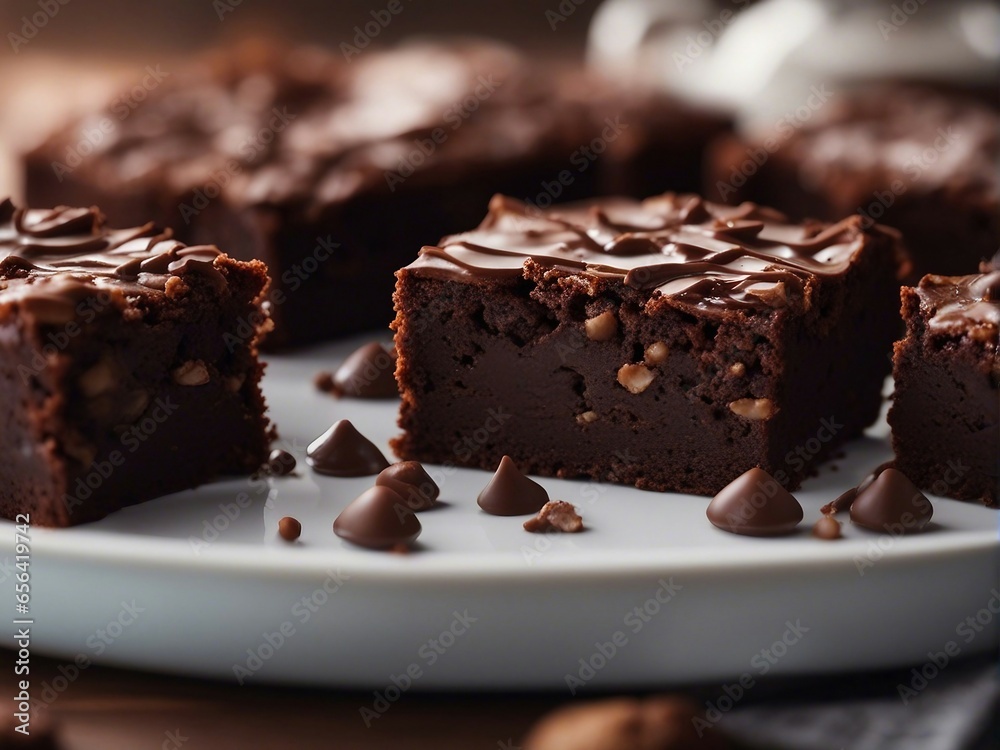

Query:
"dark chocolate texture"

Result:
[[393, 193, 906, 494], [0, 199, 272, 526], [889, 270, 999, 505]]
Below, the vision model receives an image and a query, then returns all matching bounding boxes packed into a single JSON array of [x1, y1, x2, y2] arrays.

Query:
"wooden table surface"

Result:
[[3, 650, 563, 749], [5, 651, 998, 750]]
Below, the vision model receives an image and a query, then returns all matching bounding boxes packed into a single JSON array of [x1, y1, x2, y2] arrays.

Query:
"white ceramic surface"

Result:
[[1, 337, 997, 689]]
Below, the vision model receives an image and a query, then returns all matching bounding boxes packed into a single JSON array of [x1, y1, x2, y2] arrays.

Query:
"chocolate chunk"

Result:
[[523, 500, 584, 533], [306, 420, 390, 477], [277, 516, 301, 541], [706, 467, 803, 536], [811, 515, 842, 540], [850, 468, 933, 533], [331, 342, 398, 398], [333, 486, 422, 550], [523, 695, 731, 750], [477, 455, 550, 516], [375, 461, 439, 511], [266, 449, 297, 476]]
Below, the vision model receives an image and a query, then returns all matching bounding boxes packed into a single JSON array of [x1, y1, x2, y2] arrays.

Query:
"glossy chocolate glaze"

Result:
[[0, 199, 227, 311], [408, 193, 889, 316], [916, 271, 1000, 334]]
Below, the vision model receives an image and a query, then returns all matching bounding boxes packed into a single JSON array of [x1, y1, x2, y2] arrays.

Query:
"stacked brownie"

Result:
[[393, 193, 907, 494], [706, 87, 999, 277], [889, 265, 999, 506], [25, 40, 730, 348], [0, 199, 273, 526]]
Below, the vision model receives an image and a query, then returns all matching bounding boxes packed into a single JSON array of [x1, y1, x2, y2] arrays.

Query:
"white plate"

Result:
[[2, 337, 998, 689]]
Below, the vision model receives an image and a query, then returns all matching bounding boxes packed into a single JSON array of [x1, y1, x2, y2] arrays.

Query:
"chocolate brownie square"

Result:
[[706, 87, 998, 278], [392, 193, 908, 494], [0, 199, 272, 526], [24, 40, 730, 349], [888, 270, 999, 506]]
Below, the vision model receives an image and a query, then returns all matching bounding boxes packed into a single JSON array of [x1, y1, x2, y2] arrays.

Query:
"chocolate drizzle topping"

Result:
[[0, 198, 228, 309], [916, 271, 1000, 334], [409, 193, 881, 315]]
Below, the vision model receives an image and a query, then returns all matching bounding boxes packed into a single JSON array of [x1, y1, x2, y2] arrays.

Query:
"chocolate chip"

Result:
[[331, 342, 398, 398], [277, 516, 301, 541], [812, 515, 842, 540], [856, 461, 894, 495], [477, 455, 549, 516], [523, 501, 584, 533], [850, 468, 933, 534], [707, 467, 803, 536], [267, 449, 297, 476], [333, 486, 422, 549], [375, 461, 439, 511], [306, 420, 390, 477]]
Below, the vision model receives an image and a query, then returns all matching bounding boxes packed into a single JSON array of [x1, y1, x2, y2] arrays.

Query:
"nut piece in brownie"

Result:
[[24, 40, 730, 348], [393, 193, 907, 495], [706, 87, 998, 277], [0, 200, 273, 526], [888, 271, 999, 506]]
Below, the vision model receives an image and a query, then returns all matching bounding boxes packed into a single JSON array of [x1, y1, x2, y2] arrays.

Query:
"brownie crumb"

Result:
[[267, 449, 297, 476], [314, 371, 336, 393], [812, 515, 842, 540], [389, 542, 412, 555], [278, 516, 301, 541], [523, 501, 584, 533]]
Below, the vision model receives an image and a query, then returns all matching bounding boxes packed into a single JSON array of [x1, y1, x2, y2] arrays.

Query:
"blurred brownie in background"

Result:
[[706, 87, 998, 278], [24, 39, 730, 348]]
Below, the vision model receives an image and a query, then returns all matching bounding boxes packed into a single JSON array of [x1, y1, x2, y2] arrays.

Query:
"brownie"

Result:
[[888, 270, 999, 506], [705, 87, 999, 278], [0, 199, 273, 526], [24, 40, 730, 349], [392, 193, 908, 495]]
